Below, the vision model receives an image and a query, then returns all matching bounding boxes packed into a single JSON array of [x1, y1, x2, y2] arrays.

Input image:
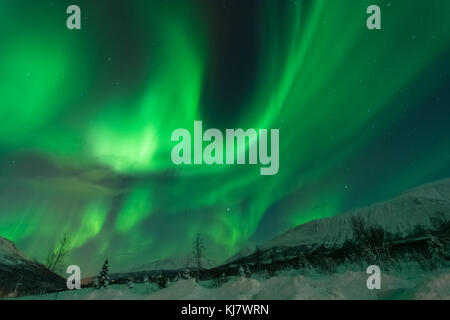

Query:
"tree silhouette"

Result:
[[96, 259, 110, 289], [193, 233, 205, 281], [45, 233, 71, 274]]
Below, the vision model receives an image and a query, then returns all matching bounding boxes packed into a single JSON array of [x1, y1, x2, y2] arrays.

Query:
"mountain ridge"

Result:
[[229, 178, 450, 263], [0, 236, 65, 297], [132, 254, 217, 272]]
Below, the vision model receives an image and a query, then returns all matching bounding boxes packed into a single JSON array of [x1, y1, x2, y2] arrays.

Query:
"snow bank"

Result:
[[412, 273, 450, 300], [24, 269, 450, 300]]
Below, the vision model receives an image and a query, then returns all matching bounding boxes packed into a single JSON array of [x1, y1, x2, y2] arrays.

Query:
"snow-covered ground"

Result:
[[16, 269, 450, 300]]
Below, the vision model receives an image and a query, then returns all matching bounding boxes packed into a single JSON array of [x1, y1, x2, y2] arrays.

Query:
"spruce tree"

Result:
[[220, 272, 227, 284], [97, 259, 110, 289], [427, 232, 445, 269], [193, 233, 205, 282], [245, 265, 252, 278], [182, 268, 190, 280], [157, 273, 167, 289], [238, 265, 246, 278], [127, 277, 134, 289], [254, 245, 263, 271], [297, 253, 312, 272]]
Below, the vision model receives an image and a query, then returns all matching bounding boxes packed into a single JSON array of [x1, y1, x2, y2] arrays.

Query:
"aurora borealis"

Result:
[[1, 0, 450, 275]]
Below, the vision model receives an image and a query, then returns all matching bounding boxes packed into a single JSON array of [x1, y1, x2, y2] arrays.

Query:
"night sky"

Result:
[[1, 0, 450, 275]]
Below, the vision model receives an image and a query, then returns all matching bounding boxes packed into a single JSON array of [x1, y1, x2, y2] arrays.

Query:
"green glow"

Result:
[[116, 186, 153, 233], [0, 38, 68, 143], [88, 104, 159, 172], [72, 201, 109, 248], [0, 0, 449, 274]]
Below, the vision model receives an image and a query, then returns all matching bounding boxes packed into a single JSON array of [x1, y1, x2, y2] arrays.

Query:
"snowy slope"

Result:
[[224, 245, 256, 264], [0, 236, 26, 266], [132, 254, 217, 272], [0, 236, 65, 297], [233, 178, 450, 260]]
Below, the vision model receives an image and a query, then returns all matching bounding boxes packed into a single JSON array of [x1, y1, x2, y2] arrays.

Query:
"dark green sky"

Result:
[[0, 0, 449, 275]]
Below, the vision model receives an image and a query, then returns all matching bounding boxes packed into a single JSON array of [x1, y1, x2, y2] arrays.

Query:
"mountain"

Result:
[[132, 254, 217, 272], [0, 236, 26, 266], [224, 244, 256, 264], [0, 236, 65, 297], [229, 178, 450, 263]]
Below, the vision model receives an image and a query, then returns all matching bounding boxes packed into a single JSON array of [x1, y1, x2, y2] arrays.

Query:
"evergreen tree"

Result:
[[93, 278, 99, 289], [214, 272, 227, 287], [220, 272, 227, 284], [427, 232, 445, 269], [262, 269, 270, 280], [254, 245, 263, 271], [157, 273, 167, 289], [193, 233, 205, 282], [127, 277, 134, 289], [245, 265, 252, 278], [96, 259, 110, 289], [362, 244, 377, 264], [297, 253, 312, 273], [238, 265, 246, 278], [182, 268, 190, 280], [317, 256, 337, 274]]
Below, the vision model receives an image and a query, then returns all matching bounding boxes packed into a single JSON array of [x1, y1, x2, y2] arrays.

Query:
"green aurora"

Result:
[[0, 0, 450, 274]]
